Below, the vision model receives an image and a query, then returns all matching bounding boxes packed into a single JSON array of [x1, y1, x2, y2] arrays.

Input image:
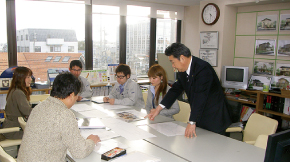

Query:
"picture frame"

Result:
[[280, 14, 290, 31], [277, 39, 290, 56], [200, 31, 219, 49], [256, 15, 277, 31], [199, 49, 218, 67], [254, 61, 274, 75], [255, 39, 276, 56]]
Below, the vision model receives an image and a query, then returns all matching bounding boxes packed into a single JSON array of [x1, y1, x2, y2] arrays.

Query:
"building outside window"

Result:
[[0, 0, 8, 74], [53, 56, 62, 62], [68, 46, 74, 52], [45, 56, 53, 62], [92, 5, 120, 70], [15, 0, 85, 83], [126, 5, 150, 76]]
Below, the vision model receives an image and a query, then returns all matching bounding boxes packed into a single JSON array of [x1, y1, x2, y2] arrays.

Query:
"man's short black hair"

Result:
[[50, 72, 81, 99], [115, 64, 131, 77], [165, 43, 191, 60], [69, 60, 82, 69]]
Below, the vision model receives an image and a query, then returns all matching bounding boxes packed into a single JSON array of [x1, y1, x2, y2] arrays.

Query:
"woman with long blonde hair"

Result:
[[145, 64, 179, 118], [2, 66, 33, 139]]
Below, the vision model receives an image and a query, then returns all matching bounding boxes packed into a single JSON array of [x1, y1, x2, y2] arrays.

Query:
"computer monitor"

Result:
[[221, 66, 249, 90], [264, 129, 290, 162]]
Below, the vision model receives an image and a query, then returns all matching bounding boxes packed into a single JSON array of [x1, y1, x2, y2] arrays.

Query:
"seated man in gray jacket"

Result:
[[103, 64, 144, 108], [17, 72, 100, 162], [69, 60, 93, 101]]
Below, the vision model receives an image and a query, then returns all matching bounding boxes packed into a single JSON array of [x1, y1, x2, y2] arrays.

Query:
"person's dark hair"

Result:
[[165, 43, 191, 60], [50, 72, 81, 99], [148, 64, 168, 104], [69, 60, 82, 69], [7, 66, 33, 101], [115, 64, 131, 77]]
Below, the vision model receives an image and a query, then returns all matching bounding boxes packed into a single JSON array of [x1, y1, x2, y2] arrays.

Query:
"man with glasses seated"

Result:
[[69, 60, 93, 101], [103, 64, 144, 108]]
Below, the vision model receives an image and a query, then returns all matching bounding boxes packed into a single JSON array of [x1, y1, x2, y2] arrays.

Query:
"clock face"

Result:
[[202, 3, 220, 25]]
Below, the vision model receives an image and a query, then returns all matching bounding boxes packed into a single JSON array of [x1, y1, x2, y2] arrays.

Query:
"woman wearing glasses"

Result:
[[145, 64, 180, 118], [2, 66, 33, 139], [103, 64, 144, 108]]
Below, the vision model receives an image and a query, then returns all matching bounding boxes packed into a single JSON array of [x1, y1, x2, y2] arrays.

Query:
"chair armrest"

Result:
[[0, 127, 20, 134], [254, 134, 269, 149], [244, 140, 255, 145], [226, 127, 243, 132]]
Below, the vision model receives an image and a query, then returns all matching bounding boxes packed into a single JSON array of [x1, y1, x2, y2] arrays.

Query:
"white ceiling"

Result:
[[127, 0, 290, 6]]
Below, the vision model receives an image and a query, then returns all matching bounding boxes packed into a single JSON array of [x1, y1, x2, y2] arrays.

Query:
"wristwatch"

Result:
[[187, 121, 196, 125]]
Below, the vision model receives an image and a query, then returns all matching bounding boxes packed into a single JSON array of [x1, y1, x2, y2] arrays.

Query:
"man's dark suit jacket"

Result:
[[160, 56, 232, 134]]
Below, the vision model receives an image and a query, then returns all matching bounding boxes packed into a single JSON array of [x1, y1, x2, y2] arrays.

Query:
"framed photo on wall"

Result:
[[199, 49, 218, 66], [200, 31, 219, 49], [256, 15, 277, 31]]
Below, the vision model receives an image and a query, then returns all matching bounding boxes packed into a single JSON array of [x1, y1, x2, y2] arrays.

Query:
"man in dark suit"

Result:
[[146, 43, 232, 137]]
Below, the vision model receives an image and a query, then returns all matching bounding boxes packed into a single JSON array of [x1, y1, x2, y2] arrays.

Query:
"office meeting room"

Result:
[[0, 0, 290, 162]]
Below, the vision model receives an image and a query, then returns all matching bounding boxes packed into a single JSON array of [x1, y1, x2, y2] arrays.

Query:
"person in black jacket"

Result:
[[145, 43, 232, 137]]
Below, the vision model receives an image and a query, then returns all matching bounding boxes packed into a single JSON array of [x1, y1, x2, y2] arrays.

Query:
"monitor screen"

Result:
[[226, 68, 244, 82], [264, 129, 290, 162]]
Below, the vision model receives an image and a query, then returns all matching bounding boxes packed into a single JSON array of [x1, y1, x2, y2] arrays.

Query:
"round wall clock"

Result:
[[201, 3, 220, 25]]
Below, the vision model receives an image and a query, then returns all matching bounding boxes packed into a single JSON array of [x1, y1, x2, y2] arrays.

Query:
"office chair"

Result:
[[173, 101, 191, 123], [0, 145, 16, 162], [142, 92, 148, 106], [254, 134, 269, 149], [18, 117, 27, 131], [0, 118, 22, 148], [226, 113, 278, 147]]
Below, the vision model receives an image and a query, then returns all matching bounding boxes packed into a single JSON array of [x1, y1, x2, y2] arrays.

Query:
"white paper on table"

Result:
[[94, 139, 128, 154], [111, 151, 161, 162], [71, 104, 95, 112], [91, 96, 105, 104], [147, 122, 186, 136], [80, 129, 120, 141], [79, 109, 108, 118], [101, 118, 156, 141], [115, 109, 146, 122], [101, 104, 132, 110]]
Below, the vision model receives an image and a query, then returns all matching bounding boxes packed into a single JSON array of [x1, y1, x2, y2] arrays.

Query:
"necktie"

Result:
[[119, 85, 124, 94]]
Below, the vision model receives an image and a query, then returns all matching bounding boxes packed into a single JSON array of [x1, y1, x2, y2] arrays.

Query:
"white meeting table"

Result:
[[68, 101, 266, 162]]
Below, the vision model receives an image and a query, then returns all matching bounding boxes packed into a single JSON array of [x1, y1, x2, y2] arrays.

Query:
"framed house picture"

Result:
[[199, 49, 218, 66], [280, 14, 290, 30], [256, 15, 277, 31], [255, 39, 276, 56], [200, 31, 219, 49]]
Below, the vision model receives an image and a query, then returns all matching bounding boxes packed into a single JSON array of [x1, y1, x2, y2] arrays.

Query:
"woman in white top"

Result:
[[145, 64, 180, 118]]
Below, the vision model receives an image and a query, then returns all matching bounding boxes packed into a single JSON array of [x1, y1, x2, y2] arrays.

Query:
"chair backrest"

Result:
[[243, 113, 278, 143], [0, 146, 16, 162], [142, 92, 148, 106], [173, 101, 191, 123], [18, 117, 26, 131]]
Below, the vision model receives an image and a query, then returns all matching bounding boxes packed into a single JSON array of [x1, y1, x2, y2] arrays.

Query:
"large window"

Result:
[[92, 5, 120, 70], [156, 10, 177, 58], [0, 0, 8, 74], [126, 5, 150, 76], [15, 0, 85, 83]]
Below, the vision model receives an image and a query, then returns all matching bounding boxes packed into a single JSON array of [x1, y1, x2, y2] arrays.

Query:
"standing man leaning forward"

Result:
[[17, 72, 100, 162], [146, 43, 232, 137], [69, 60, 93, 101]]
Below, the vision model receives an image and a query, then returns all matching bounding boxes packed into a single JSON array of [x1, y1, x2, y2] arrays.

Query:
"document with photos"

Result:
[[94, 139, 128, 154], [115, 110, 146, 122], [148, 122, 186, 136]]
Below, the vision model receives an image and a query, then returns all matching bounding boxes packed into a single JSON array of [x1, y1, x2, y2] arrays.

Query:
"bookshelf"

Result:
[[226, 89, 290, 121]]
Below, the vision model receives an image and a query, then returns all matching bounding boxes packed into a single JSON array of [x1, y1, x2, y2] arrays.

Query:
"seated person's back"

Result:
[[17, 72, 100, 162]]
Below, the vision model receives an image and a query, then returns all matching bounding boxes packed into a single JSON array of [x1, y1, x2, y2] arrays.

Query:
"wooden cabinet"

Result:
[[226, 89, 290, 121]]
